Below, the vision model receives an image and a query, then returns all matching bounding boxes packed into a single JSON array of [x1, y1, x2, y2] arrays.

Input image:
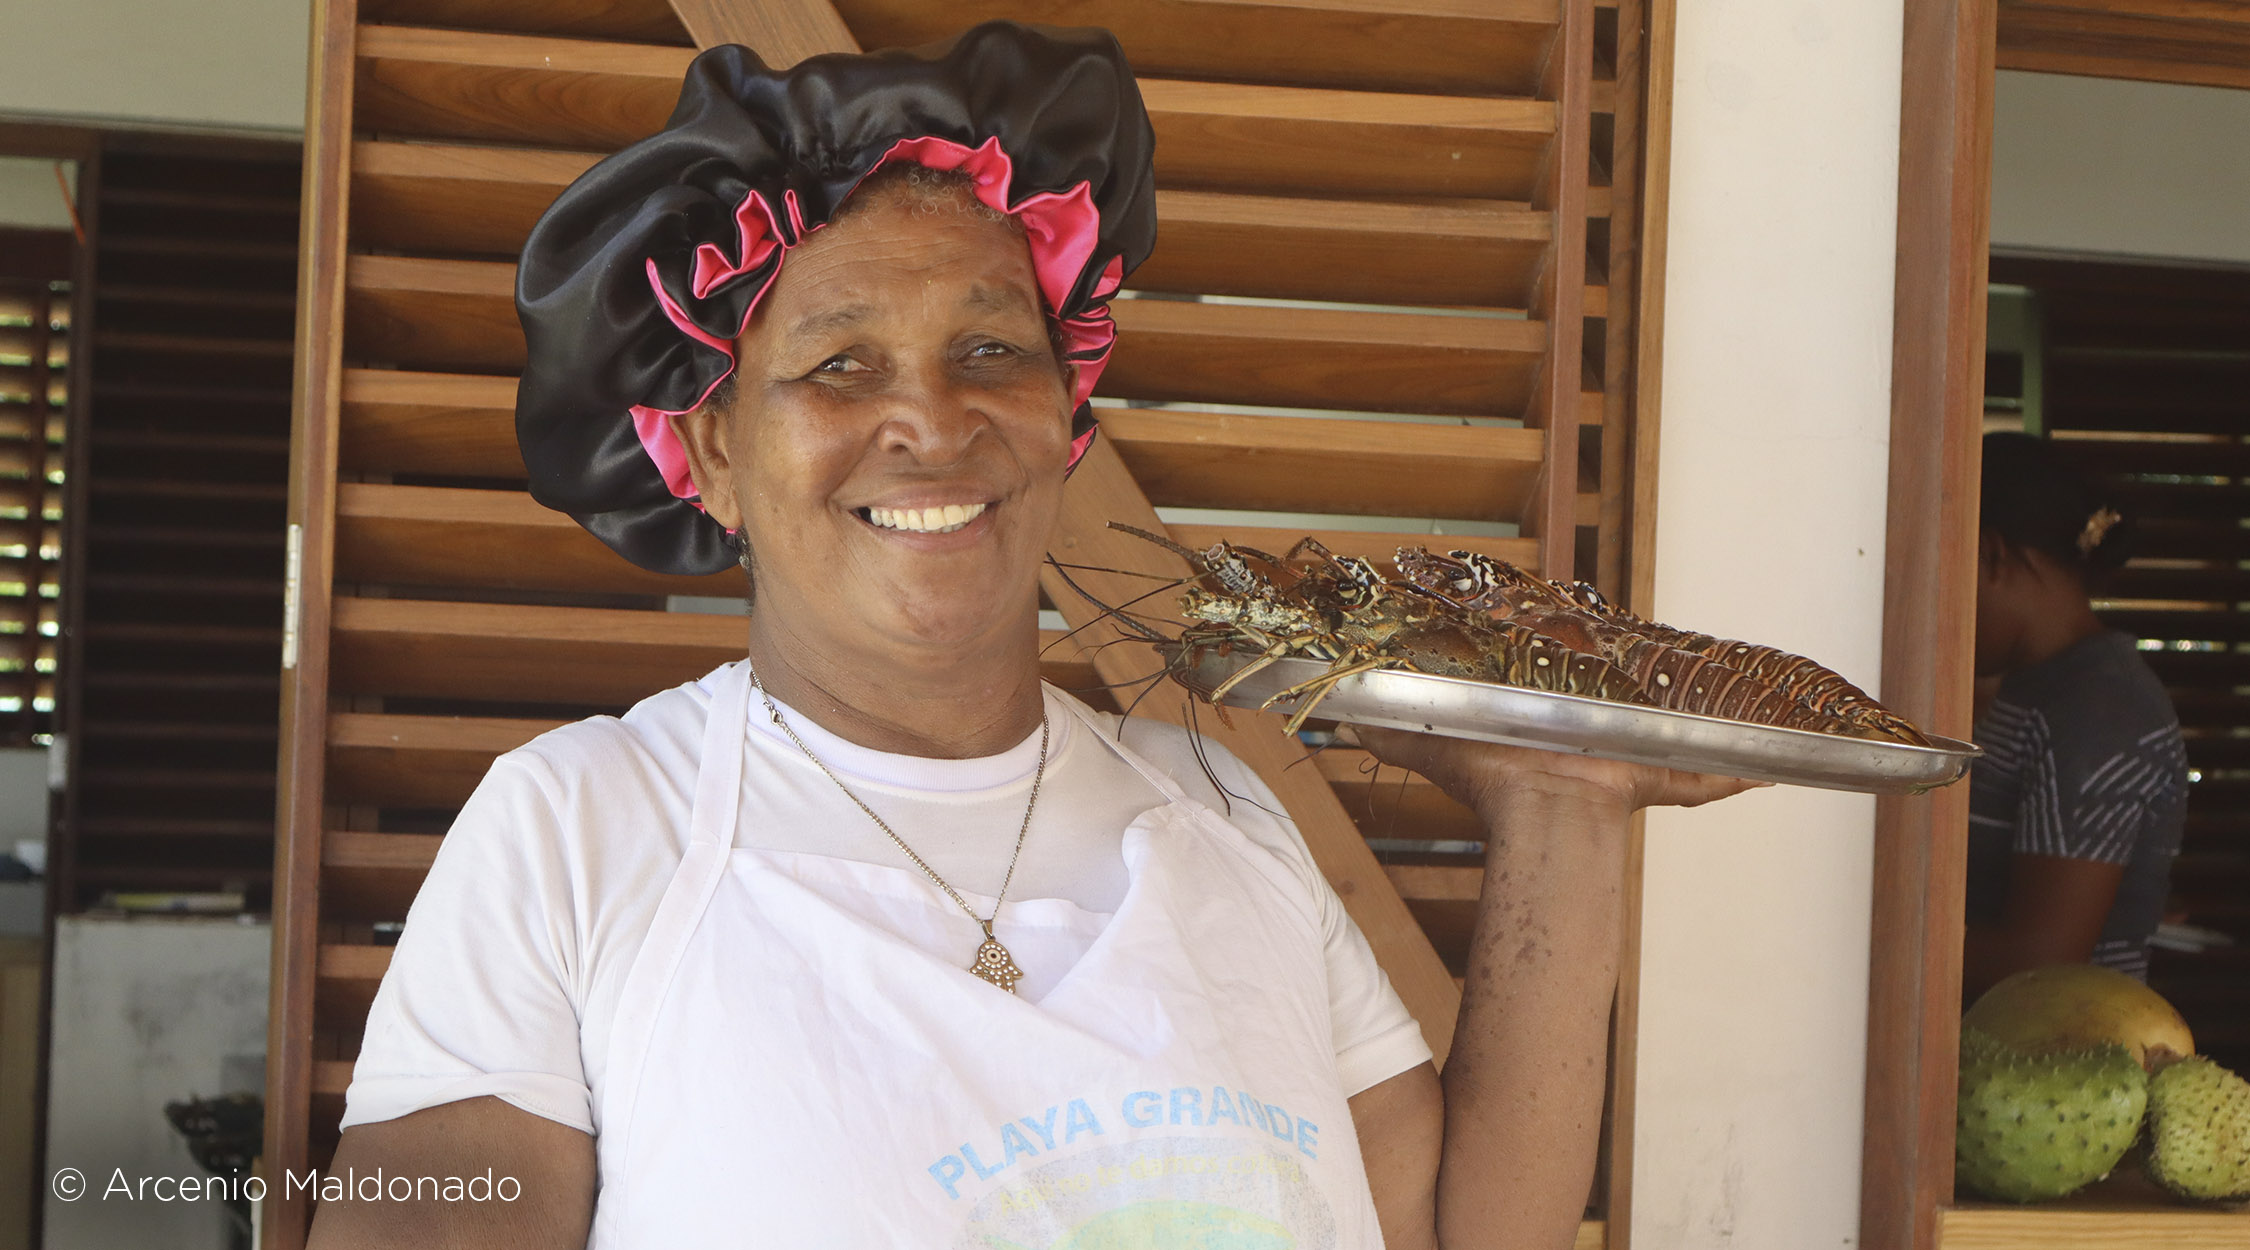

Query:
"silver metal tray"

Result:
[[1168, 648, 1980, 795]]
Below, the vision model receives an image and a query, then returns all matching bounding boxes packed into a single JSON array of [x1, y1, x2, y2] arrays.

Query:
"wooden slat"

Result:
[[337, 370, 1549, 521], [351, 140, 1554, 307], [2145, 649, 2250, 688], [1140, 297, 1547, 414], [315, 943, 391, 1026], [351, 26, 1555, 199], [344, 254, 1546, 416], [2105, 480, 2250, 525], [2097, 566, 2250, 607], [330, 596, 749, 704], [1997, 2, 2250, 91], [323, 830, 446, 918], [349, 140, 598, 255], [363, 0, 691, 42], [328, 712, 558, 806], [2102, 609, 2250, 645], [338, 370, 518, 475], [329, 596, 1101, 707], [831, 0, 1559, 98], [334, 482, 744, 594], [2048, 435, 2250, 479], [1101, 409, 1544, 522], [2133, 519, 2250, 563], [330, 484, 1544, 614]]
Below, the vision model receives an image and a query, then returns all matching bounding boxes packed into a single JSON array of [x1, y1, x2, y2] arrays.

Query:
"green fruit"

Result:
[[2145, 1056, 2250, 1202], [1955, 1027, 2148, 1202]]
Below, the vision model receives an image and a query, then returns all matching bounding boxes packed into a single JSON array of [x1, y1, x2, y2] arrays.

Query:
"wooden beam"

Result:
[[1997, 2, 2250, 90], [1524, 0, 1595, 580], [1861, 2, 1995, 1248], [266, 0, 357, 1241], [667, 0, 854, 68], [1602, 3, 1665, 1242]]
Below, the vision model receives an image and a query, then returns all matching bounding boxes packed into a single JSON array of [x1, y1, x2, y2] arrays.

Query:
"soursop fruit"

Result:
[[1955, 1027, 2148, 1202], [2144, 1056, 2250, 1202]]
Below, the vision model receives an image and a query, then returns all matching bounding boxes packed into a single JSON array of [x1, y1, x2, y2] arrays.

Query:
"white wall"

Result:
[[43, 916, 269, 1250], [1632, 2, 1902, 1246], [1991, 70, 2250, 265], [0, 159, 77, 232], [0, 0, 308, 134]]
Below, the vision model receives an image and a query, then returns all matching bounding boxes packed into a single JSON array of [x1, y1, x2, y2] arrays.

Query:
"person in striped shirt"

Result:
[[1963, 432, 2188, 1000]]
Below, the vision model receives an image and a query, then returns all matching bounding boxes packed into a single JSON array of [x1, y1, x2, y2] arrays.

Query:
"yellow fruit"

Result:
[[1964, 965, 2193, 1071]]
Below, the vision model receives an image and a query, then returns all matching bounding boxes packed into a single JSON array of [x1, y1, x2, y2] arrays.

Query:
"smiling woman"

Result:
[[669, 167, 1077, 697], [306, 21, 1755, 1250]]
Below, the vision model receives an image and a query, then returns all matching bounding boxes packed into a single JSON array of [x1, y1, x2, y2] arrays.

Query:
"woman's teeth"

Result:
[[865, 502, 987, 534]]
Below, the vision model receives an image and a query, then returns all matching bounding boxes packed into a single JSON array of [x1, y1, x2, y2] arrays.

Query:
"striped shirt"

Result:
[[1967, 631, 2188, 980]]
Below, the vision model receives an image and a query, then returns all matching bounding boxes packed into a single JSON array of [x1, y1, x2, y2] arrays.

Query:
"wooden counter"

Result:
[[1939, 1171, 2248, 1248]]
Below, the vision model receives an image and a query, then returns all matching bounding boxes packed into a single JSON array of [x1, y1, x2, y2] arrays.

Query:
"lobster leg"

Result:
[[1208, 638, 1300, 702], [1263, 657, 1390, 735]]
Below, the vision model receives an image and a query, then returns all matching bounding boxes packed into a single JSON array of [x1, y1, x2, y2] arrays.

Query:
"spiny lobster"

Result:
[[1391, 548, 1927, 745], [1086, 524, 1927, 745]]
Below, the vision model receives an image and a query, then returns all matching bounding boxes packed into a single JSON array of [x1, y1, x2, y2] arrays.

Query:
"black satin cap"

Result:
[[513, 21, 1158, 575]]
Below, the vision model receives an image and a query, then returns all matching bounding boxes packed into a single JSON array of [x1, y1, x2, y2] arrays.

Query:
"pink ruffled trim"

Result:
[[629, 137, 1116, 504]]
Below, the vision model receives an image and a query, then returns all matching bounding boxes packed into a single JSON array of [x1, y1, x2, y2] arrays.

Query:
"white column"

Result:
[[1631, 3, 1904, 1246]]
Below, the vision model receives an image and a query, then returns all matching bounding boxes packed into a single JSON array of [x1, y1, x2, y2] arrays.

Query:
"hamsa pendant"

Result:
[[970, 936, 1025, 994]]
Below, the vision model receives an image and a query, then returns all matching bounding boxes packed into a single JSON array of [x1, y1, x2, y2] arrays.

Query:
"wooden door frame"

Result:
[[1861, 2, 1996, 1248]]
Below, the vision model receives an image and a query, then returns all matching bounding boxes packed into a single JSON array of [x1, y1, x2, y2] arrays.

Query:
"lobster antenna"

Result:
[[1104, 520, 1208, 567], [1044, 558, 1190, 583], [1043, 556, 1170, 643]]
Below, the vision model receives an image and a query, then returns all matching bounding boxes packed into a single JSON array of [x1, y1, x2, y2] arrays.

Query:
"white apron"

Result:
[[587, 662, 1388, 1248]]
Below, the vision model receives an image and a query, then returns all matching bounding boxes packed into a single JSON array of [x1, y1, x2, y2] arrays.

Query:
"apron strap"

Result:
[[594, 659, 749, 1198], [689, 660, 752, 848]]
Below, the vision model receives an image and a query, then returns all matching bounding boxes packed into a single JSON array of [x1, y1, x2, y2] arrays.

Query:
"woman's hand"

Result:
[[1341, 723, 1768, 823]]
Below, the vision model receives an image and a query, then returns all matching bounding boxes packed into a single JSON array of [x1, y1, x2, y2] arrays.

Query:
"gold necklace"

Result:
[[745, 661, 1048, 994]]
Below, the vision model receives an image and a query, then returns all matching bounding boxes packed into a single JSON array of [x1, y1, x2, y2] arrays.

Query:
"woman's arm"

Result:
[[307, 1097, 595, 1250], [1347, 729, 1756, 1250]]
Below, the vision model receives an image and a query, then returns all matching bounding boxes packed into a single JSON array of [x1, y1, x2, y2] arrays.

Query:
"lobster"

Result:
[[1393, 548, 1928, 745], [1099, 526, 1650, 733], [1060, 524, 1931, 747]]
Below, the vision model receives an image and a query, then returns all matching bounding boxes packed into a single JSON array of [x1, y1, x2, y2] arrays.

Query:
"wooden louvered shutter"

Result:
[[0, 229, 69, 745], [268, 1, 1645, 1244], [53, 138, 301, 909]]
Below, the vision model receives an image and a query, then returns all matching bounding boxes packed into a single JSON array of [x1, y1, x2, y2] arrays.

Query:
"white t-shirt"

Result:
[[342, 667, 1433, 1136]]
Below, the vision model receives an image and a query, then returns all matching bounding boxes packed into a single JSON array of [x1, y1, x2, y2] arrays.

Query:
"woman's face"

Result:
[[672, 187, 1075, 658]]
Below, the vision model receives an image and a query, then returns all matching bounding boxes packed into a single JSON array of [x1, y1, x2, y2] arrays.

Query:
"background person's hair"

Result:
[[1980, 431, 2134, 578]]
